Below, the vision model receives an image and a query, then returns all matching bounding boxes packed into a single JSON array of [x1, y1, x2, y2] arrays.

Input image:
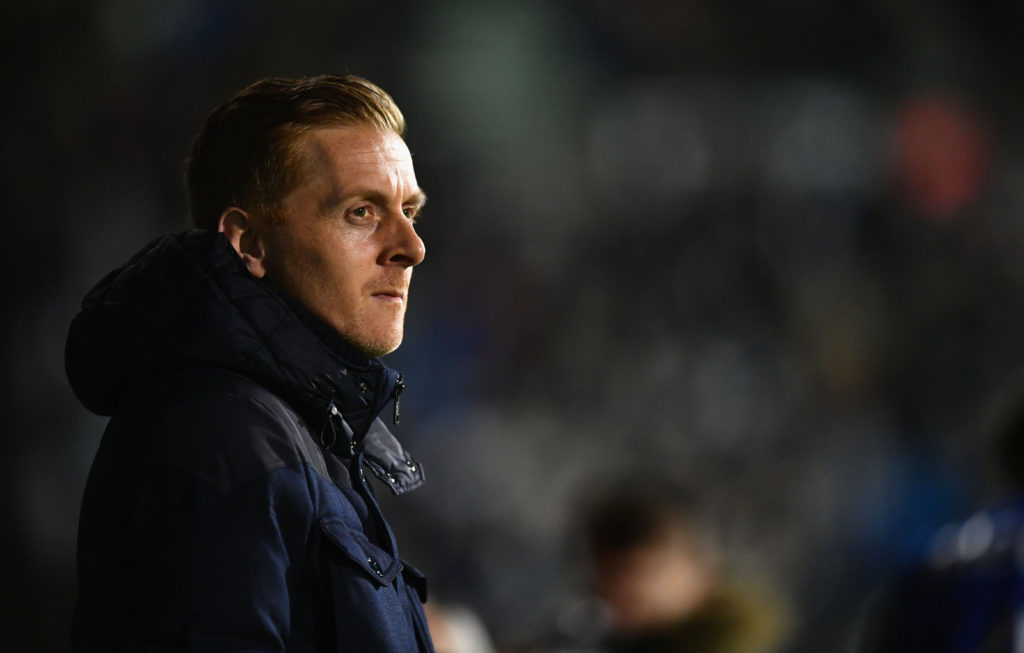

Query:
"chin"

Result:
[[360, 342, 401, 358], [351, 329, 404, 358]]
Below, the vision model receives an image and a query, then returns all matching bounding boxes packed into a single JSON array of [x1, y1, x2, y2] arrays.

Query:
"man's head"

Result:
[[187, 75, 426, 357], [582, 481, 717, 632]]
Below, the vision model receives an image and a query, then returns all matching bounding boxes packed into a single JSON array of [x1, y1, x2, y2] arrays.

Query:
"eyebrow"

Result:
[[405, 190, 429, 211], [320, 188, 428, 214]]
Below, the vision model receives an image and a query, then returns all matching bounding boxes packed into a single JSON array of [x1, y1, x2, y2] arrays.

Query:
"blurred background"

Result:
[[6, 0, 1024, 650]]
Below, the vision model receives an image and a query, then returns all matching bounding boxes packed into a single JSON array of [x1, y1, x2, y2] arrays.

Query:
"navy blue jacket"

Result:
[[66, 230, 435, 652]]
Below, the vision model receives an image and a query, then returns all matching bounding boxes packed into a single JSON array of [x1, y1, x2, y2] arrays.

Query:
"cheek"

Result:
[[264, 239, 330, 302], [310, 252, 373, 309], [285, 233, 344, 278], [267, 226, 376, 306]]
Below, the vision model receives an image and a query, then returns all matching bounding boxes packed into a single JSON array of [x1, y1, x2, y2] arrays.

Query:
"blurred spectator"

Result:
[[574, 478, 790, 653], [857, 391, 1024, 653]]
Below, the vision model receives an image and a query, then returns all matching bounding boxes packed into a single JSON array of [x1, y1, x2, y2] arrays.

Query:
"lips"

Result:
[[371, 289, 407, 301]]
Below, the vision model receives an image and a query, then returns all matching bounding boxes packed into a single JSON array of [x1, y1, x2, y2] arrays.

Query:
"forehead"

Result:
[[296, 125, 415, 184]]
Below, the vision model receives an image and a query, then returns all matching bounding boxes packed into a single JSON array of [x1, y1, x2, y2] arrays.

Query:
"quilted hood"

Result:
[[65, 230, 402, 440]]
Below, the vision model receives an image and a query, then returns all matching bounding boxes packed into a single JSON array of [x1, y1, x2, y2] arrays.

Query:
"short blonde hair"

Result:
[[186, 74, 406, 230]]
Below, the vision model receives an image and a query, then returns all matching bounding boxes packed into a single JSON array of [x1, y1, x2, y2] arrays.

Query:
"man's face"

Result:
[[260, 126, 426, 357], [594, 536, 713, 632]]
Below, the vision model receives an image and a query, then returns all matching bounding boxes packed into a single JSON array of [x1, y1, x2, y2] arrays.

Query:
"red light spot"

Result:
[[895, 96, 989, 222]]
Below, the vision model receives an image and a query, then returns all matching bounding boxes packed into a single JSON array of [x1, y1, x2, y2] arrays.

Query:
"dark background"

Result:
[[6, 0, 1024, 650]]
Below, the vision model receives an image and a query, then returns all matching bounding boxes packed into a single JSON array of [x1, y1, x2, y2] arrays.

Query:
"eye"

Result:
[[402, 207, 415, 219], [348, 205, 375, 223]]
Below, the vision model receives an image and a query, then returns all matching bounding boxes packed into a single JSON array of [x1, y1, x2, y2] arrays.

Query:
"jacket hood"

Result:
[[65, 230, 401, 440]]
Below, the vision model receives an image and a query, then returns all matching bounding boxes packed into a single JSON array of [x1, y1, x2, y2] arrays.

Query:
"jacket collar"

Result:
[[68, 230, 402, 443], [187, 230, 402, 441], [67, 230, 424, 494], [280, 298, 422, 495]]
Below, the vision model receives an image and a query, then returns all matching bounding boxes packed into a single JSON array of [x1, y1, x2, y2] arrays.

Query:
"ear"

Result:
[[217, 207, 268, 278]]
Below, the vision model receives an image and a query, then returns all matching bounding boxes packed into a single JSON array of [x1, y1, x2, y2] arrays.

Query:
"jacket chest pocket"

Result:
[[318, 518, 433, 652]]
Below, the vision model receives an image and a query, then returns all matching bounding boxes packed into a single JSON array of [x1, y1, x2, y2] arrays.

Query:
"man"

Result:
[[66, 75, 434, 651], [579, 479, 788, 653]]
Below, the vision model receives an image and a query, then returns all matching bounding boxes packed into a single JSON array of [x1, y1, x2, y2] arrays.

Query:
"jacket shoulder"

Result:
[[108, 367, 324, 495]]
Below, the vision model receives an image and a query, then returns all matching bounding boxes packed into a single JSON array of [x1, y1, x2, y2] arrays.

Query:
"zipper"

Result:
[[392, 373, 405, 425]]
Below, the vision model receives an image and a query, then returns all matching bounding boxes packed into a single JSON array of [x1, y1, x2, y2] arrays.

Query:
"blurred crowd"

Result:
[[7, 0, 1024, 650]]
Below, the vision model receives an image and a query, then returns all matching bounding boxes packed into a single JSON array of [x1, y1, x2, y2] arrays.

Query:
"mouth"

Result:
[[371, 290, 407, 303]]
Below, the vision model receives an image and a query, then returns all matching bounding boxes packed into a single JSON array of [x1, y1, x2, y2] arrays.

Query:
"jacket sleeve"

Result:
[[75, 390, 318, 652]]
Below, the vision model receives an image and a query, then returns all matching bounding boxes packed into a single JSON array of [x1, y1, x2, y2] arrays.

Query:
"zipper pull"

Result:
[[321, 400, 340, 450], [393, 373, 405, 425]]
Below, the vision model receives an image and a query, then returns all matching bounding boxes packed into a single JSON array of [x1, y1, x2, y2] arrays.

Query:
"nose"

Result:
[[380, 213, 426, 267]]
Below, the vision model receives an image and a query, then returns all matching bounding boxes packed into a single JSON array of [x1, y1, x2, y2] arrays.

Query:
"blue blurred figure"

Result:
[[859, 398, 1024, 653]]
